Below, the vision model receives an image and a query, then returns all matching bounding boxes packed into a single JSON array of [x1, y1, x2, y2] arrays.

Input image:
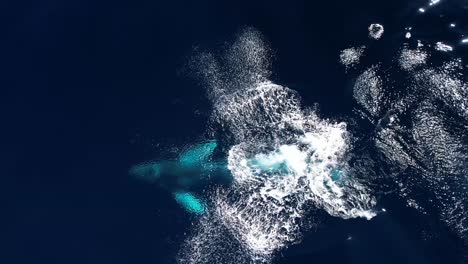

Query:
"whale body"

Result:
[[130, 141, 229, 214]]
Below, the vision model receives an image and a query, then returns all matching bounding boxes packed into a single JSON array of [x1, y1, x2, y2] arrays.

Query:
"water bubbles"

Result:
[[435, 42, 453, 52], [343, 27, 468, 248], [339, 46, 365, 69], [399, 47, 428, 71], [368, 24, 384, 40], [418, 0, 441, 13], [353, 65, 383, 118]]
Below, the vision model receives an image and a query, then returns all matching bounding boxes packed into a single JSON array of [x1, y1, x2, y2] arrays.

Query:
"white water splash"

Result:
[[213, 82, 376, 259], [180, 28, 376, 263]]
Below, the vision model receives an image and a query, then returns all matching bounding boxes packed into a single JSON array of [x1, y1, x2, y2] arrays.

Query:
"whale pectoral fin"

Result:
[[179, 140, 218, 167], [173, 192, 206, 214]]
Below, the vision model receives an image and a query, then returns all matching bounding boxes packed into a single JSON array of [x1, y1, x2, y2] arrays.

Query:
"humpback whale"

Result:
[[130, 140, 346, 214], [129, 140, 230, 214]]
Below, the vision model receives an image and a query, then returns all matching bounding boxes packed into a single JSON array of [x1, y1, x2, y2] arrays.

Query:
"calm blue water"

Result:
[[10, 0, 467, 263]]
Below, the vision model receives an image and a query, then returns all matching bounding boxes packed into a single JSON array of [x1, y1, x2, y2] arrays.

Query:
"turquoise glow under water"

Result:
[[331, 169, 344, 182], [173, 192, 206, 214], [130, 141, 227, 214], [179, 140, 218, 168]]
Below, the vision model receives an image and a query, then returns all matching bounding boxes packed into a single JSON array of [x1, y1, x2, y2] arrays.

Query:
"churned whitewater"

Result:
[[178, 29, 376, 264]]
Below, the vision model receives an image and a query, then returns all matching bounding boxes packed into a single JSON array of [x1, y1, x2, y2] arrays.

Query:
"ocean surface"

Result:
[[10, 0, 468, 263]]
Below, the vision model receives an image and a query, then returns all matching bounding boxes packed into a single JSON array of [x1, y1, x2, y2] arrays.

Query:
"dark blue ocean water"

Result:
[[9, 0, 467, 263]]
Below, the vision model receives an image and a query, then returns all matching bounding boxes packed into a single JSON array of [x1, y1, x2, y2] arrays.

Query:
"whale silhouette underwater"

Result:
[[130, 140, 346, 214], [129, 140, 228, 214]]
